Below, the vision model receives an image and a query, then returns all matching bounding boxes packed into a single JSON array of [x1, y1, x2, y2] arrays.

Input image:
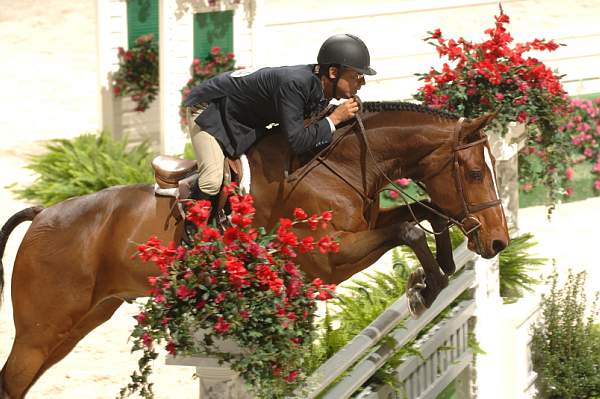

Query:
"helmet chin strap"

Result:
[[331, 65, 343, 99]]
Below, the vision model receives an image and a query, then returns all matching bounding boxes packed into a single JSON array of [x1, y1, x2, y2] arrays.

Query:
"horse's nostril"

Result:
[[492, 239, 507, 253]]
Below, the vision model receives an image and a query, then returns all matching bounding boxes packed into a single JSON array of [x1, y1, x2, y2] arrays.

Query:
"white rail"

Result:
[[298, 242, 477, 398]]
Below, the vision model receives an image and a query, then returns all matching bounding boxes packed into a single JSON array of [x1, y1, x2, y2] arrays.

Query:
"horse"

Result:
[[0, 101, 509, 398]]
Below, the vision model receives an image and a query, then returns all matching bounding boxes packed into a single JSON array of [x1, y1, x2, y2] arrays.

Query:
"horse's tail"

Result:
[[0, 206, 44, 307]]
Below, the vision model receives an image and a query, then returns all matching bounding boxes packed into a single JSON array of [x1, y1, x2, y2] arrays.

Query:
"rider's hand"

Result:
[[329, 98, 360, 126]]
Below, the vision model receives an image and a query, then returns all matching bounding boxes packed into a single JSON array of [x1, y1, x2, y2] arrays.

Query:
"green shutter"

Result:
[[127, 0, 159, 48], [193, 11, 234, 59]]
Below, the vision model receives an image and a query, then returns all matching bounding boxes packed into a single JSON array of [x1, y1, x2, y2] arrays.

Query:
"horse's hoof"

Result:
[[406, 267, 428, 318]]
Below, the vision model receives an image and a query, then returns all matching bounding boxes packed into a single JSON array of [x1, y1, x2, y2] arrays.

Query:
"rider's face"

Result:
[[329, 67, 366, 99]]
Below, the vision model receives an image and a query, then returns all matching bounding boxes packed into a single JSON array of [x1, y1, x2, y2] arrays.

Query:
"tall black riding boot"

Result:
[[182, 182, 219, 247]]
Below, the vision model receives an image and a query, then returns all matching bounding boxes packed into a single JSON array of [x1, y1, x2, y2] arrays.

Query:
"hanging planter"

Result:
[[112, 33, 159, 112], [179, 47, 237, 129], [119, 187, 339, 398], [413, 6, 572, 209]]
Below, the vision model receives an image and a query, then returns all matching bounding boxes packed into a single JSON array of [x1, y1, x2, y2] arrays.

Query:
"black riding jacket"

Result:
[[184, 65, 332, 157]]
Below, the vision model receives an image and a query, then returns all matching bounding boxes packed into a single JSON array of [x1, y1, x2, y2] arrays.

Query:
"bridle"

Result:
[[289, 110, 503, 239]]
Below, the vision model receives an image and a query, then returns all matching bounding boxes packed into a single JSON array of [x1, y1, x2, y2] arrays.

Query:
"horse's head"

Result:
[[421, 113, 510, 258]]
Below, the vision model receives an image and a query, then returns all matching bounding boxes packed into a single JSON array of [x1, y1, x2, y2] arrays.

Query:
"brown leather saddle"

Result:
[[151, 155, 243, 221]]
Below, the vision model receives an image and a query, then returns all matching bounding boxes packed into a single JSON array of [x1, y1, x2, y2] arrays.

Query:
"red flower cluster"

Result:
[[415, 7, 573, 208], [558, 97, 600, 192], [125, 186, 340, 397], [179, 47, 237, 128], [414, 8, 568, 130], [112, 34, 158, 112]]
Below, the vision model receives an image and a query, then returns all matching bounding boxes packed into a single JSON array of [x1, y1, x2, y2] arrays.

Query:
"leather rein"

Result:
[[289, 110, 502, 237]]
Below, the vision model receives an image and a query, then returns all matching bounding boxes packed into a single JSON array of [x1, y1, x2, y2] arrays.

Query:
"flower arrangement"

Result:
[[413, 7, 572, 206], [119, 185, 338, 398], [560, 97, 600, 192], [179, 46, 237, 128], [112, 34, 159, 112]]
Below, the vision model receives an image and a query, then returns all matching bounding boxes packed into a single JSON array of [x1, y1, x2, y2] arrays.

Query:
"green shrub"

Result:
[[499, 232, 547, 303], [11, 133, 155, 206], [531, 270, 600, 399]]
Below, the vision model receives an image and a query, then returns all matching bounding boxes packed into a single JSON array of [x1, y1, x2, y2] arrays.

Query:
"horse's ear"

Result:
[[460, 112, 496, 142]]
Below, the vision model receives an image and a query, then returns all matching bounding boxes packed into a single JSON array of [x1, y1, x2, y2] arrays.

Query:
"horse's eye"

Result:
[[468, 169, 483, 182]]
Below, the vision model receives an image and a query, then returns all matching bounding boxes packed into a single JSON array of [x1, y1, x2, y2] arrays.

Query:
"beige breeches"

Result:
[[187, 105, 225, 196]]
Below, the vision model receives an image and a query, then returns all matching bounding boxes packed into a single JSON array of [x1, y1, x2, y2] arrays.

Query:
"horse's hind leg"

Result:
[[34, 297, 124, 385], [1, 297, 123, 398]]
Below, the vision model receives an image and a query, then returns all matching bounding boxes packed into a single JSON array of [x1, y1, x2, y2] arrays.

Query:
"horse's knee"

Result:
[[398, 222, 425, 245]]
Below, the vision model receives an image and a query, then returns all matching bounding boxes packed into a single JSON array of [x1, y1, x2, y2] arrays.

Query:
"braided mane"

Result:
[[362, 101, 459, 120]]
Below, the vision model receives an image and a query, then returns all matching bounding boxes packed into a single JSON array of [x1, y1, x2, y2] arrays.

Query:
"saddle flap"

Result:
[[152, 155, 197, 188]]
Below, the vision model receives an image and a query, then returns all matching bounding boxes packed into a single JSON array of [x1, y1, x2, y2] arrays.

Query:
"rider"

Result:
[[183, 33, 376, 206]]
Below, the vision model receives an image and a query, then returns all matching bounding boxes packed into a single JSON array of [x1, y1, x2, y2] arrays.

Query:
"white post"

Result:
[[487, 123, 527, 231], [471, 255, 504, 398], [96, 0, 128, 136], [472, 123, 530, 398], [159, 0, 193, 156]]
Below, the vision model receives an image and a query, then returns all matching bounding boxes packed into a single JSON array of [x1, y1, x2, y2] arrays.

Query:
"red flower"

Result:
[[317, 235, 339, 253], [293, 208, 307, 220], [318, 284, 337, 300], [223, 226, 240, 245], [135, 312, 147, 324], [202, 227, 221, 242], [214, 317, 231, 334], [187, 200, 212, 226], [286, 278, 303, 298], [299, 236, 315, 253], [166, 340, 177, 355], [283, 262, 302, 277], [142, 332, 153, 348], [279, 217, 293, 229], [176, 285, 196, 300], [565, 168, 574, 181], [214, 292, 226, 304], [286, 370, 299, 383]]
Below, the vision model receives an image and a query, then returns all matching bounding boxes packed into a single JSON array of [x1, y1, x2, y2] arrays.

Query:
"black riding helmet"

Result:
[[317, 34, 377, 76]]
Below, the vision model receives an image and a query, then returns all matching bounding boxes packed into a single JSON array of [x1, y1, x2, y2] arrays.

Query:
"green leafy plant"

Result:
[[112, 34, 159, 112], [119, 190, 339, 398], [179, 47, 237, 129], [531, 270, 600, 398], [11, 133, 155, 206], [499, 232, 547, 303]]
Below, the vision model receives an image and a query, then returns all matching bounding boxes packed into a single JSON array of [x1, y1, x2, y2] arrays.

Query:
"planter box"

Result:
[[165, 331, 254, 399]]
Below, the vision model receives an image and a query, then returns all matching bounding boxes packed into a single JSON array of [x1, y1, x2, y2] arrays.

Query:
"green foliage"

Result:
[[303, 260, 417, 392], [499, 232, 547, 303], [531, 270, 600, 399], [11, 133, 155, 207], [520, 160, 600, 208]]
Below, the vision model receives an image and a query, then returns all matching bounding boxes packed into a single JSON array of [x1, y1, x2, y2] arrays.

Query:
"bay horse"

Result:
[[0, 102, 509, 398]]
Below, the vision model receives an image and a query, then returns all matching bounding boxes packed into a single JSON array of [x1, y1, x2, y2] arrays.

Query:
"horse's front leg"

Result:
[[376, 204, 456, 275], [329, 221, 447, 316]]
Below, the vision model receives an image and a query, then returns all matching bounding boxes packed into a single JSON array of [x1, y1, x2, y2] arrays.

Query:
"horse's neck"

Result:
[[326, 111, 454, 193], [245, 111, 454, 200]]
